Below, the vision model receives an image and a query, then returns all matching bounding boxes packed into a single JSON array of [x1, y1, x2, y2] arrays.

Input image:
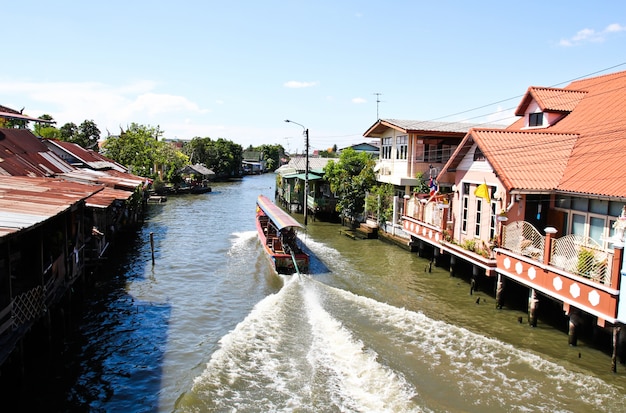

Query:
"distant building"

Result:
[[338, 141, 380, 158]]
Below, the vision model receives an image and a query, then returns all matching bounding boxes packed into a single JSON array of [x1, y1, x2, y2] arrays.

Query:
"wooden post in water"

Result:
[[612, 326, 621, 373], [150, 232, 155, 265], [528, 288, 539, 327]]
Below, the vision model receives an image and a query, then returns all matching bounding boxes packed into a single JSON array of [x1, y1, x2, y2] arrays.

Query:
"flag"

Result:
[[474, 180, 491, 203], [429, 177, 437, 196]]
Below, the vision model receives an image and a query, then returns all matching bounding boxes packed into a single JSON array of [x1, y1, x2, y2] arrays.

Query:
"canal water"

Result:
[[13, 173, 626, 411]]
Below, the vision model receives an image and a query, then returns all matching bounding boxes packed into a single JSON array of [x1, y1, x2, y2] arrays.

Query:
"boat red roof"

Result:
[[257, 195, 303, 230]]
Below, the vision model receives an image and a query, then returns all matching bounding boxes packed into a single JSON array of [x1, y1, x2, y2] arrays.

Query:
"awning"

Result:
[[179, 163, 215, 176], [256, 195, 302, 230], [292, 173, 322, 181]]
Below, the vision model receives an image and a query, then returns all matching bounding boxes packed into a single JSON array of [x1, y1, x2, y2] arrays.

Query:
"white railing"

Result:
[[501, 221, 613, 286]]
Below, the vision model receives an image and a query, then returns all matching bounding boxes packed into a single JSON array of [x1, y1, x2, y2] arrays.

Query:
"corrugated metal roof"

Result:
[[59, 169, 148, 191], [85, 187, 133, 208], [0, 176, 102, 236], [363, 119, 505, 137], [0, 129, 76, 176], [44, 139, 128, 172], [288, 157, 332, 172]]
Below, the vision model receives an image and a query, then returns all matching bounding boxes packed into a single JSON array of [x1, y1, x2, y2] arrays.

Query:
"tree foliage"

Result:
[[182, 137, 243, 178], [255, 144, 284, 171], [323, 148, 376, 222], [57, 120, 101, 150], [365, 183, 396, 225], [101, 123, 163, 178], [33, 114, 60, 139]]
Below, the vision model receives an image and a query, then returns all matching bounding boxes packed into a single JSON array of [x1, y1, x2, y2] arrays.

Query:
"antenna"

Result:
[[373, 92, 383, 119]]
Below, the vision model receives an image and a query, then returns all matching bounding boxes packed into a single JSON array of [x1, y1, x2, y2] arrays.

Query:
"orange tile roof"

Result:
[[515, 87, 587, 115], [470, 129, 578, 191], [445, 70, 626, 198]]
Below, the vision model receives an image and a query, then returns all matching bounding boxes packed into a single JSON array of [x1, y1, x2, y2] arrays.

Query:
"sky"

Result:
[[2, 1, 626, 154]]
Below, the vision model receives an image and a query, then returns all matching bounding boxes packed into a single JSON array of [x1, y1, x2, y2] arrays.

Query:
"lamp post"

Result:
[[285, 119, 309, 226]]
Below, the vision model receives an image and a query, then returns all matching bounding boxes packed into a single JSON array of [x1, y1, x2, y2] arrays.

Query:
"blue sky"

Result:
[[2, 1, 625, 154]]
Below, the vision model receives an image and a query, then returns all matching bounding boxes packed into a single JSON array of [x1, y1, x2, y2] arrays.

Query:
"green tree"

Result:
[[323, 148, 376, 224], [155, 141, 189, 183], [183, 137, 243, 178], [76, 120, 101, 150], [256, 144, 284, 171], [365, 183, 395, 225], [59, 122, 79, 141], [33, 114, 60, 139], [101, 123, 163, 178], [57, 120, 101, 150]]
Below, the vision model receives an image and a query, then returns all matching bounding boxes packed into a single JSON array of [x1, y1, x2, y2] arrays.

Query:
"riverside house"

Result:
[[0, 126, 150, 369], [397, 70, 626, 368]]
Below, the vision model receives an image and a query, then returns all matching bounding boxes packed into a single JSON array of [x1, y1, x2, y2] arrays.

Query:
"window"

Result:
[[382, 137, 392, 159], [529, 112, 543, 127], [475, 199, 482, 237], [473, 147, 485, 161], [396, 135, 408, 160], [461, 196, 469, 233], [490, 201, 497, 241], [441, 144, 456, 163]]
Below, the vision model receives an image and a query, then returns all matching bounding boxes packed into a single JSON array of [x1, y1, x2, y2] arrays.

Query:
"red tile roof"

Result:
[[514, 87, 587, 115], [444, 70, 626, 198], [468, 129, 578, 191]]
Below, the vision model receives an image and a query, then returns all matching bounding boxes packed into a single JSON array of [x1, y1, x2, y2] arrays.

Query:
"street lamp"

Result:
[[285, 119, 309, 226]]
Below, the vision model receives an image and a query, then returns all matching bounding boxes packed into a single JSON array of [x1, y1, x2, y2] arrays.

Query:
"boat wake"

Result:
[[175, 270, 626, 413]]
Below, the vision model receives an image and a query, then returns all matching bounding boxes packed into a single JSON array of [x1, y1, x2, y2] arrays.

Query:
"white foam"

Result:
[[303, 282, 422, 412]]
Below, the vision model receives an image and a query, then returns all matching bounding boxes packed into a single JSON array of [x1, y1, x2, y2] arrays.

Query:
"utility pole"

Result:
[[285, 119, 309, 226], [373, 92, 383, 119], [304, 127, 309, 226]]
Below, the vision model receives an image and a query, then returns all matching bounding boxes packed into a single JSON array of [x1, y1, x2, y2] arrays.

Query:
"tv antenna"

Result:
[[373, 92, 383, 119]]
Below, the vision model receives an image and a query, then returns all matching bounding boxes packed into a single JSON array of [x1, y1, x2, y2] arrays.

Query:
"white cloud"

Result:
[[283, 80, 319, 88], [352, 97, 367, 104], [559, 23, 626, 46], [0, 79, 209, 136]]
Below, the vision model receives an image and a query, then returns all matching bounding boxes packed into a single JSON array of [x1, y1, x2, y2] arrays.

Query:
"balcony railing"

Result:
[[404, 196, 447, 228], [501, 221, 613, 286]]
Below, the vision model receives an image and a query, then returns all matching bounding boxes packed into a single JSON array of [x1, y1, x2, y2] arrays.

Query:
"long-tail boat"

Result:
[[256, 195, 309, 274]]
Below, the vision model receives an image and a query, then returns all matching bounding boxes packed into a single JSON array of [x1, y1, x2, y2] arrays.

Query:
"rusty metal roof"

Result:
[[0, 176, 103, 237], [0, 128, 75, 176], [59, 168, 148, 191], [85, 186, 133, 209], [44, 139, 128, 172]]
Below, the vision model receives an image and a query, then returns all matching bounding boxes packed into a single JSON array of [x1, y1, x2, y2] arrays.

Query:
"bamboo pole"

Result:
[[150, 232, 155, 265]]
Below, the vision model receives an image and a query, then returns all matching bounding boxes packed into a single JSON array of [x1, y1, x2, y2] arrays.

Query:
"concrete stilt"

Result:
[[528, 288, 539, 327], [449, 256, 456, 277], [495, 273, 504, 309], [568, 311, 580, 346]]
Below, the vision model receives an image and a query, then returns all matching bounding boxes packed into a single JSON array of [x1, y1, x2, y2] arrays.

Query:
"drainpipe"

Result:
[[504, 195, 516, 212]]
